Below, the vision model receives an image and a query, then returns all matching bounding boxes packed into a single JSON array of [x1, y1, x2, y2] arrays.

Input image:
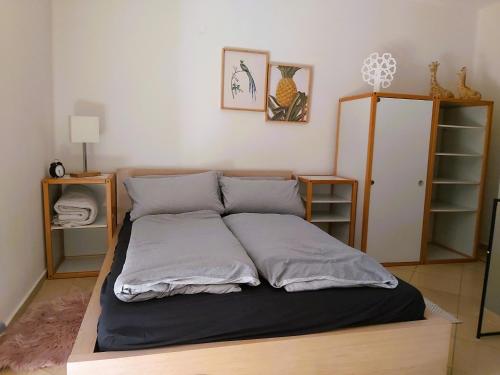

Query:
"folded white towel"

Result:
[[53, 185, 98, 227]]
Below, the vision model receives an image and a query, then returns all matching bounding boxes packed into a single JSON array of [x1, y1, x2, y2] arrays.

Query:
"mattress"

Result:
[[97, 214, 425, 352]]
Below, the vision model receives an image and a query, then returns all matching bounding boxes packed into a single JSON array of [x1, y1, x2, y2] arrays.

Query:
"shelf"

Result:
[[435, 152, 483, 157], [298, 176, 351, 182], [438, 124, 484, 129], [426, 244, 469, 261], [301, 194, 351, 204], [430, 201, 477, 213], [44, 173, 113, 185], [51, 211, 107, 230], [432, 178, 480, 185], [56, 254, 105, 274], [310, 213, 351, 223]]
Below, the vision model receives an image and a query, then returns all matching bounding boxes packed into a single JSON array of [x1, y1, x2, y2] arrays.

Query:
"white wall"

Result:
[[0, 0, 53, 323], [474, 2, 500, 243], [51, 0, 479, 175]]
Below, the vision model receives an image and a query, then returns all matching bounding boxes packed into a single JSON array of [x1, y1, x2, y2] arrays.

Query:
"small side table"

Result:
[[298, 176, 357, 246], [42, 174, 116, 279]]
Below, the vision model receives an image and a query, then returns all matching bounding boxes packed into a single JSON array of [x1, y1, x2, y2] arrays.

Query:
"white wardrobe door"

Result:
[[366, 98, 433, 263]]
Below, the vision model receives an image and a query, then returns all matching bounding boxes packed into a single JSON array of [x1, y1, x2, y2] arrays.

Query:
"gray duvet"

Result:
[[223, 213, 398, 292], [114, 211, 260, 302]]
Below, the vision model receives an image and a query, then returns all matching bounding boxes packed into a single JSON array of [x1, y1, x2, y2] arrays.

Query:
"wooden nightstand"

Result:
[[298, 176, 357, 246], [42, 174, 116, 279]]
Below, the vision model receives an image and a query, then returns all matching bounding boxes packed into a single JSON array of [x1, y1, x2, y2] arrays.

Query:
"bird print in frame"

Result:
[[266, 63, 312, 123], [221, 48, 269, 111]]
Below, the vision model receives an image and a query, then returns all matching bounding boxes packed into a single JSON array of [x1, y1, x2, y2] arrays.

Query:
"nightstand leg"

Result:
[[42, 181, 53, 278], [306, 182, 313, 222]]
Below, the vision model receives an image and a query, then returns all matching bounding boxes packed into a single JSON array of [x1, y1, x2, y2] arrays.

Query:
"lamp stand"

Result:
[[70, 142, 101, 178], [83, 142, 88, 172]]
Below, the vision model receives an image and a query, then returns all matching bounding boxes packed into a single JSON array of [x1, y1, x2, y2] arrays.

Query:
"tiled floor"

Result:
[[1, 262, 500, 374], [391, 261, 500, 375]]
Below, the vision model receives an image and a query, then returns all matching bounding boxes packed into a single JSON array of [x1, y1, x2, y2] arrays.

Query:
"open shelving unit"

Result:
[[423, 100, 493, 263], [42, 174, 116, 278], [298, 176, 357, 245]]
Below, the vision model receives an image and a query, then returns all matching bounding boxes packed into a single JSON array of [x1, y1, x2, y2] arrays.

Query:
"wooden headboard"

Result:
[[116, 168, 294, 225]]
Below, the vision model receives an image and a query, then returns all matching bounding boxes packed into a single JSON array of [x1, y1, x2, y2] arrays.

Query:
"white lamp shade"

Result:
[[70, 116, 100, 143]]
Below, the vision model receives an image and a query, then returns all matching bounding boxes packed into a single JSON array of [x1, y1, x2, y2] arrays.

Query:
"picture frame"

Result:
[[220, 47, 269, 112], [266, 62, 313, 123]]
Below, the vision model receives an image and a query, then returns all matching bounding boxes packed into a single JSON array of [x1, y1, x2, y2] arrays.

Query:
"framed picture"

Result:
[[221, 47, 269, 111], [266, 63, 313, 123]]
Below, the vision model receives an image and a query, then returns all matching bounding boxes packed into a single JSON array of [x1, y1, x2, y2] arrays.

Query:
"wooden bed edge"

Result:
[[68, 310, 453, 374], [70, 226, 120, 355]]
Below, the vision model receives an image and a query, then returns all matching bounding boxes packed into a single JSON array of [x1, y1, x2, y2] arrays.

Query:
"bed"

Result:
[[68, 168, 454, 375], [99, 212, 423, 350]]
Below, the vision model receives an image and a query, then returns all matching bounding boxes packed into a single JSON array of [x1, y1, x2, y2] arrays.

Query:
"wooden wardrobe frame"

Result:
[[68, 167, 454, 375], [334, 92, 494, 265], [334, 92, 433, 267]]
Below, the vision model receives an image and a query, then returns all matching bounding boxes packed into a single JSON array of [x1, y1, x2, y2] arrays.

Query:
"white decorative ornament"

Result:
[[361, 52, 397, 92]]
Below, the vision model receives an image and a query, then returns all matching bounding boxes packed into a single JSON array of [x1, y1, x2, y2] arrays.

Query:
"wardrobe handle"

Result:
[[418, 180, 424, 186], [371, 180, 375, 186]]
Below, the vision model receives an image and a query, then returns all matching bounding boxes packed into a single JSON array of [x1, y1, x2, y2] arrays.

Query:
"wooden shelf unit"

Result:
[[42, 174, 116, 278], [298, 176, 357, 246], [423, 99, 493, 263]]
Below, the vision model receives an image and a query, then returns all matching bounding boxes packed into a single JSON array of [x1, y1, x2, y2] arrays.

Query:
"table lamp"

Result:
[[69, 115, 101, 177]]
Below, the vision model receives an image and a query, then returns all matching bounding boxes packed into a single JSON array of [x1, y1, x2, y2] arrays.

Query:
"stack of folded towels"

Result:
[[53, 185, 98, 227]]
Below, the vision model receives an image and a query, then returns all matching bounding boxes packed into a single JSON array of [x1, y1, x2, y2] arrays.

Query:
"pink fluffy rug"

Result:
[[0, 293, 90, 372]]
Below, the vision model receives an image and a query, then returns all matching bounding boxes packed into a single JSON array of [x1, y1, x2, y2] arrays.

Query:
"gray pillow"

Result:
[[125, 171, 224, 220], [219, 177, 305, 217]]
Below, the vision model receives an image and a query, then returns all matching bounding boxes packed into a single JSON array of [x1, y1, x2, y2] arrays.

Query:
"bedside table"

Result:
[[298, 176, 357, 246], [42, 174, 116, 279]]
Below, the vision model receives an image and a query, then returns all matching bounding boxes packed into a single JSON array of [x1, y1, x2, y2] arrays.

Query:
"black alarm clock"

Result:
[[49, 160, 65, 178]]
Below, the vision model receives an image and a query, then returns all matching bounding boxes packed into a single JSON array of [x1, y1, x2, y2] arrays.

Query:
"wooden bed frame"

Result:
[[68, 168, 454, 375]]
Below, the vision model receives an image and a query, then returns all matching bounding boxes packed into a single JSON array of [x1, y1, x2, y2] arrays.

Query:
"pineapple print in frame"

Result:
[[267, 63, 312, 123], [221, 48, 269, 111]]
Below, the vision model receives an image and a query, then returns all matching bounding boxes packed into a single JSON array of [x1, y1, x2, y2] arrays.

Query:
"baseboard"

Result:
[[5, 269, 46, 326], [0, 321, 5, 335]]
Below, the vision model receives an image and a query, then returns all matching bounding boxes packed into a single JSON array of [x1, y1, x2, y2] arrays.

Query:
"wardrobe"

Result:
[[335, 92, 493, 265]]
